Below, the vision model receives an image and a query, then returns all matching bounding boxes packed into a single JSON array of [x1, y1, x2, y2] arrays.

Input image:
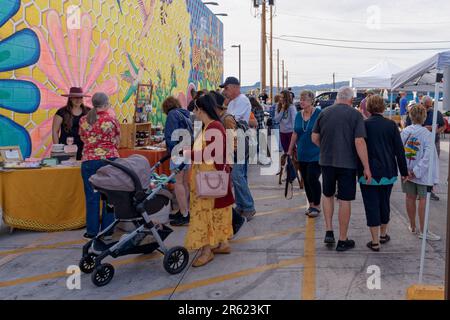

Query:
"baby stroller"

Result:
[[79, 154, 189, 287]]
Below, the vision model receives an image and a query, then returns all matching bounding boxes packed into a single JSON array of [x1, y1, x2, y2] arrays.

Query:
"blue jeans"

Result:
[[81, 159, 116, 235], [231, 162, 255, 213]]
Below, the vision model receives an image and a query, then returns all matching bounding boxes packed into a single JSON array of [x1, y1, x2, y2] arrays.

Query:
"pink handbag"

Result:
[[195, 167, 230, 198]]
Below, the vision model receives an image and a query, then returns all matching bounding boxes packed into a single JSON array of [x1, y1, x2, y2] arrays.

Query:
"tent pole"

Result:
[[444, 65, 450, 300], [418, 82, 440, 284]]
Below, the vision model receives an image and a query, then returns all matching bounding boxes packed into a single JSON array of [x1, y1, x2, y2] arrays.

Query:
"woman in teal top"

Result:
[[288, 90, 322, 217]]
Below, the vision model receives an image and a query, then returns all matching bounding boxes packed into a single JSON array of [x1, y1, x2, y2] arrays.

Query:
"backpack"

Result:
[[174, 109, 194, 146]]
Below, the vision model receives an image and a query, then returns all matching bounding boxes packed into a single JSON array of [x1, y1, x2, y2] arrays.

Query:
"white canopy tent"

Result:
[[392, 51, 450, 293], [351, 59, 403, 90], [392, 51, 450, 92]]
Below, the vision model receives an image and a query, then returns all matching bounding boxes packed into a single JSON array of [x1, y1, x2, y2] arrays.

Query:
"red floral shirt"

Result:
[[79, 111, 120, 161]]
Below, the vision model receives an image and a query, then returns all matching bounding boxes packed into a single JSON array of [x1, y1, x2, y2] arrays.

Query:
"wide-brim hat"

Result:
[[61, 87, 91, 98]]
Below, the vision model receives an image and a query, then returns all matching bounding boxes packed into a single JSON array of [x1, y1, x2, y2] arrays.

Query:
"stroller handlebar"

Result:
[[159, 153, 171, 164]]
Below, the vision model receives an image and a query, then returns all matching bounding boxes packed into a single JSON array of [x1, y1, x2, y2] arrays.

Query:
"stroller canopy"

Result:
[[89, 155, 152, 192]]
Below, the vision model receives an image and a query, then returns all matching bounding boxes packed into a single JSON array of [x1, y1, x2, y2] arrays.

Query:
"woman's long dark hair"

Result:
[[249, 96, 263, 112], [62, 98, 89, 133], [194, 94, 221, 122], [278, 90, 292, 113]]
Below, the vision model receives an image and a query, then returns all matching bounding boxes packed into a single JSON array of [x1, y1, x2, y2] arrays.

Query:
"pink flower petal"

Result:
[[83, 40, 111, 92], [32, 27, 69, 92], [46, 10, 74, 87]]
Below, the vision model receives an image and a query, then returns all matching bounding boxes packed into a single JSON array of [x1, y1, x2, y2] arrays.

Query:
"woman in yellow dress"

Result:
[[185, 94, 234, 267]]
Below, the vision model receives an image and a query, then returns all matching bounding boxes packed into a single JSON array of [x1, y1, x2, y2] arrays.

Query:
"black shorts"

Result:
[[321, 166, 357, 201]]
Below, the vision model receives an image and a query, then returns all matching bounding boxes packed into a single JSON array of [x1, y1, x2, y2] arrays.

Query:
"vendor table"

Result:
[[118, 148, 170, 175], [0, 167, 85, 232]]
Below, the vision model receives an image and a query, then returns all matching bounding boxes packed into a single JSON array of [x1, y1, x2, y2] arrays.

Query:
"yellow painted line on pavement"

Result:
[[122, 256, 305, 300], [0, 240, 85, 256], [0, 252, 161, 288], [254, 193, 301, 201], [0, 233, 60, 268], [255, 205, 308, 217], [0, 206, 306, 257], [232, 227, 304, 244], [301, 217, 316, 300], [0, 226, 304, 288]]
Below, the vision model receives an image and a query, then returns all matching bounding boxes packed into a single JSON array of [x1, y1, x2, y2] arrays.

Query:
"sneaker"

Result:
[[83, 232, 96, 240], [241, 210, 256, 221], [232, 216, 247, 238], [258, 155, 272, 165], [169, 211, 183, 220], [170, 213, 190, 226], [430, 192, 440, 201], [324, 230, 335, 244], [306, 207, 321, 218], [336, 239, 355, 252], [418, 230, 441, 241]]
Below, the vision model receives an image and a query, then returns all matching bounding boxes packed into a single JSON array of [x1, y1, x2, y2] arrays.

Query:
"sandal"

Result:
[[367, 241, 380, 252], [212, 244, 231, 254], [192, 251, 214, 267], [380, 234, 391, 244]]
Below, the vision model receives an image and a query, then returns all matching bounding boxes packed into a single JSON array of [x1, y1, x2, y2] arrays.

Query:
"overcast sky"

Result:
[[210, 0, 450, 86]]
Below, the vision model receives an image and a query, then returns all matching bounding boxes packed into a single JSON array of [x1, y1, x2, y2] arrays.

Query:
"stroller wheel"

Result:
[[163, 246, 189, 275], [79, 253, 97, 274], [91, 263, 115, 287]]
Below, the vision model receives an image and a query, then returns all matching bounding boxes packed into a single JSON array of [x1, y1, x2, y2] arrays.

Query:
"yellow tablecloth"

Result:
[[0, 166, 86, 232]]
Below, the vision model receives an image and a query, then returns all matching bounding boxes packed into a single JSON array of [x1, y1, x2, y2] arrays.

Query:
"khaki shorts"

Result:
[[401, 181, 431, 198]]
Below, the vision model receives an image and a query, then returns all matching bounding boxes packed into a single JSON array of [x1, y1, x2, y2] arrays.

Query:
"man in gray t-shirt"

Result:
[[312, 86, 372, 252]]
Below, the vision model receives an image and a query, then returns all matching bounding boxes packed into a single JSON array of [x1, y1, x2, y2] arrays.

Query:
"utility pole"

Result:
[[269, 3, 273, 102], [260, 0, 266, 93], [281, 59, 284, 90], [333, 72, 336, 90], [286, 70, 288, 89], [277, 49, 280, 94]]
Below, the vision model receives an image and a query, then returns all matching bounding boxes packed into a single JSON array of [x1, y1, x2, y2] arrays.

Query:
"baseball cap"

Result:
[[219, 76, 240, 88]]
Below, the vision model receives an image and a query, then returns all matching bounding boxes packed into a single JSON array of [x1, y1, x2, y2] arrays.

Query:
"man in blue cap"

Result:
[[220, 76, 256, 220]]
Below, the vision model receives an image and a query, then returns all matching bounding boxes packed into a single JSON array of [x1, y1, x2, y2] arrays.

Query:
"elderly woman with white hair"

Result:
[[287, 90, 322, 218], [79, 92, 120, 239]]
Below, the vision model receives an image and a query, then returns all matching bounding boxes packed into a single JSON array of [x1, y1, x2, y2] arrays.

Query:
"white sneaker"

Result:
[[258, 155, 272, 165], [418, 230, 441, 241]]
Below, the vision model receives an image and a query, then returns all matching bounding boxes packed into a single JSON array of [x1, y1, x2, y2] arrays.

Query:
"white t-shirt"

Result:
[[227, 94, 251, 123]]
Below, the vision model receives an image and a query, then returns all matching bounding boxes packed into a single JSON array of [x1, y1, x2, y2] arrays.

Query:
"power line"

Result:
[[272, 36, 450, 51], [276, 11, 450, 26], [276, 34, 450, 44]]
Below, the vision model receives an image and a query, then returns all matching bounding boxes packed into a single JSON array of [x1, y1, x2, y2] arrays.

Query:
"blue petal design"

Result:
[[0, 115, 31, 158], [0, 29, 40, 72], [0, 79, 40, 113], [0, 0, 20, 28]]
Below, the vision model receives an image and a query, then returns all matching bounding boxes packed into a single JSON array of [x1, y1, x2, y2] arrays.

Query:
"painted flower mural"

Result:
[[0, 0, 40, 158], [21, 9, 119, 157]]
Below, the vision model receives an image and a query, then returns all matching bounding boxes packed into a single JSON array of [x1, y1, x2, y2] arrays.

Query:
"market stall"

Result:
[[0, 166, 85, 232], [119, 147, 170, 175]]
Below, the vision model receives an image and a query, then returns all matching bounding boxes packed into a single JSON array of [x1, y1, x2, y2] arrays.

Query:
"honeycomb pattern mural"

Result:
[[0, 0, 223, 157]]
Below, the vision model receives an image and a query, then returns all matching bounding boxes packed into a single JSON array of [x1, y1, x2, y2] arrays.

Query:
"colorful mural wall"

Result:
[[0, 0, 223, 158]]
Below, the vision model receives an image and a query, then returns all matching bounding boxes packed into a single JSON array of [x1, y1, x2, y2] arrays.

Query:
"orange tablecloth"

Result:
[[119, 148, 170, 175], [0, 167, 85, 231]]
